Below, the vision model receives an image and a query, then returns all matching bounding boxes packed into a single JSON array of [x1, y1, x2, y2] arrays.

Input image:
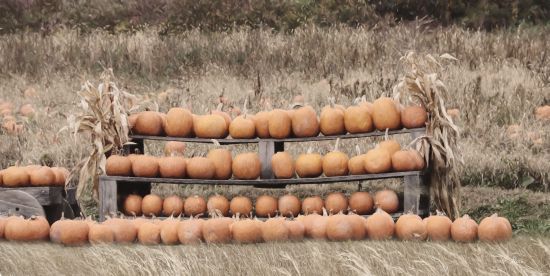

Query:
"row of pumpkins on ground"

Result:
[[129, 97, 427, 139], [121, 191, 399, 218], [106, 139, 424, 179], [0, 165, 69, 187], [0, 211, 512, 246]]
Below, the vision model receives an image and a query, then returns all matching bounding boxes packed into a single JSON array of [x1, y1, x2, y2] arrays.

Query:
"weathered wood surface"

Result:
[[0, 186, 64, 205], [100, 171, 424, 186], [99, 179, 117, 222], [0, 190, 46, 217], [130, 127, 425, 144]]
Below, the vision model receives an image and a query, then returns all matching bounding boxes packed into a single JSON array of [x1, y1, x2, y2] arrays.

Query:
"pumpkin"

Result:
[[160, 218, 181, 245], [184, 196, 207, 217], [271, 151, 295, 179], [134, 111, 163, 135], [88, 224, 115, 244], [395, 214, 427, 241], [0, 216, 7, 239], [29, 166, 56, 186], [123, 194, 143, 216], [285, 220, 305, 241], [51, 167, 69, 186], [378, 140, 401, 157], [186, 157, 216, 179], [348, 146, 367, 175], [158, 156, 186, 178], [211, 105, 232, 128], [301, 196, 324, 215], [325, 192, 348, 214], [2, 166, 30, 187], [229, 114, 256, 138], [391, 150, 417, 172], [232, 152, 261, 180], [478, 213, 512, 242], [410, 150, 425, 170], [278, 194, 301, 217], [252, 111, 271, 138], [300, 214, 328, 239], [451, 214, 478, 242], [230, 196, 253, 217], [178, 218, 204, 244], [0, 170, 3, 186], [344, 105, 373, 134], [349, 191, 373, 215], [202, 217, 233, 243], [255, 195, 278, 217], [372, 97, 401, 130], [374, 189, 399, 213], [425, 214, 452, 241], [348, 214, 367, 240], [128, 113, 140, 130], [291, 106, 320, 137], [535, 105, 550, 121], [364, 148, 392, 174], [359, 100, 374, 115], [5, 216, 50, 241], [164, 141, 186, 156], [207, 147, 232, 180], [261, 217, 289, 242], [320, 104, 346, 135], [137, 222, 161, 245], [365, 208, 395, 240], [322, 139, 349, 177], [268, 109, 292, 138], [131, 155, 159, 178], [207, 195, 230, 217], [193, 114, 228, 139], [103, 218, 137, 243], [165, 108, 194, 137], [295, 152, 323, 178], [401, 106, 428, 129], [59, 220, 90, 246], [141, 194, 163, 217], [162, 195, 184, 216], [231, 219, 263, 243], [326, 214, 353, 241]]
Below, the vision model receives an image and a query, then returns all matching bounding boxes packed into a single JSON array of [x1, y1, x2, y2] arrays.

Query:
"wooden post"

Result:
[[257, 140, 285, 188], [99, 178, 117, 222], [403, 130, 430, 217]]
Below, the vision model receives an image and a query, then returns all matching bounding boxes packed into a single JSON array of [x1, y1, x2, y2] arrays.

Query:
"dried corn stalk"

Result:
[[70, 69, 137, 217], [393, 51, 462, 219]]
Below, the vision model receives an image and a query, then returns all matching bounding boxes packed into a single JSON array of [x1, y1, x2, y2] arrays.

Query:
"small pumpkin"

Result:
[[284, 220, 305, 241], [137, 222, 161, 245], [2, 166, 30, 187], [301, 196, 324, 215], [142, 194, 163, 217], [232, 152, 261, 180], [344, 104, 373, 134], [320, 102, 346, 135], [372, 97, 401, 130], [252, 111, 271, 138], [184, 196, 207, 217], [134, 111, 163, 135], [478, 213, 512, 242], [374, 189, 399, 213], [231, 219, 262, 243], [268, 109, 292, 139], [271, 151, 295, 179], [425, 213, 452, 241], [401, 105, 428, 129], [395, 214, 427, 241], [88, 224, 115, 244], [230, 196, 253, 217], [451, 214, 478, 242], [178, 218, 204, 244], [326, 214, 353, 241], [123, 194, 143, 216], [186, 157, 216, 179], [255, 195, 278, 217], [229, 114, 256, 138], [193, 114, 228, 139], [325, 192, 348, 214], [207, 195, 230, 217], [278, 194, 301, 217], [207, 142, 232, 180], [202, 217, 233, 243], [5, 216, 50, 241], [365, 208, 395, 240], [364, 148, 392, 174], [165, 108, 194, 137], [261, 217, 289, 242], [29, 166, 56, 186], [348, 191, 373, 215], [291, 105, 320, 137], [159, 218, 181, 245], [295, 151, 323, 178], [322, 138, 349, 177], [162, 195, 184, 217], [103, 218, 137, 243]]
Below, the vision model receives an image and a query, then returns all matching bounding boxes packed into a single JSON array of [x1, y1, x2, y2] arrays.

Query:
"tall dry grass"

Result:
[[0, 236, 549, 275]]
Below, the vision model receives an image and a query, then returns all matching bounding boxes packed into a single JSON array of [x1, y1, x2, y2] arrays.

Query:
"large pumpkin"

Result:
[[320, 105, 346, 135], [326, 214, 353, 241], [451, 214, 478, 242], [137, 222, 161, 245], [103, 218, 137, 243], [165, 108, 194, 137], [232, 152, 261, 180], [106, 155, 133, 176], [229, 114, 256, 138], [2, 166, 30, 187], [158, 156, 186, 178], [401, 106, 428, 129], [202, 217, 233, 243], [284, 220, 305, 240], [322, 151, 349, 177], [268, 109, 292, 138], [372, 97, 401, 130], [252, 111, 271, 138], [88, 224, 115, 244], [207, 147, 232, 180], [134, 111, 163, 135], [58, 220, 90, 246], [193, 114, 228, 139], [391, 150, 417, 172], [395, 214, 427, 241], [425, 214, 452, 241], [5, 216, 50, 241], [291, 106, 320, 137], [178, 218, 204, 244], [295, 152, 323, 178], [478, 213, 512, 242], [364, 148, 392, 174], [29, 166, 56, 186], [365, 208, 395, 240], [344, 105, 373, 134], [271, 152, 295, 179], [131, 155, 159, 178], [159, 218, 181, 245], [231, 219, 262, 243], [261, 217, 289, 242], [186, 157, 216, 179]]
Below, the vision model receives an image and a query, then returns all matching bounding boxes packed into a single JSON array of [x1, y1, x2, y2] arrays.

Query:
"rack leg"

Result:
[[99, 179, 117, 222], [404, 174, 430, 217], [124, 138, 145, 155], [257, 141, 285, 188]]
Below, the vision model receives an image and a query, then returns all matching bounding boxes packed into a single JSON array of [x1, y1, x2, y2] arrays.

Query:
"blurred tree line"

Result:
[[0, 0, 548, 34]]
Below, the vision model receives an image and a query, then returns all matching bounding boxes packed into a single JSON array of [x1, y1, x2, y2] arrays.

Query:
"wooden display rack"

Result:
[[98, 128, 429, 221]]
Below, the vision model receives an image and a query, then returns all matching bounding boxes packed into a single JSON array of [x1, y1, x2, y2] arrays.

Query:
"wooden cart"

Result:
[[98, 128, 429, 221]]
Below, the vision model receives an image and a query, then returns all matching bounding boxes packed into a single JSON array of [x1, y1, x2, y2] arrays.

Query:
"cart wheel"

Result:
[[0, 190, 46, 217]]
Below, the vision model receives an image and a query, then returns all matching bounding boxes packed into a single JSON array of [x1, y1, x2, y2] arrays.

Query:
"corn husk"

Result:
[[393, 51, 462, 219]]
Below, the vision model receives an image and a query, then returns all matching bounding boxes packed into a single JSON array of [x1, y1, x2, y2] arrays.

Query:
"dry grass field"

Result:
[[0, 22, 549, 275], [1, 236, 549, 275]]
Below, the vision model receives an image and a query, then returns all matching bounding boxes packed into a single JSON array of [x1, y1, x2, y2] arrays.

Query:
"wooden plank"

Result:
[[129, 128, 426, 144], [99, 179, 117, 222], [0, 190, 46, 217], [259, 140, 275, 179], [100, 171, 423, 186], [0, 187, 63, 206]]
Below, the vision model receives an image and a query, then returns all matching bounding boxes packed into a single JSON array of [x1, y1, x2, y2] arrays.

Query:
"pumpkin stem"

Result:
[[384, 128, 389, 141], [355, 145, 361, 156], [210, 139, 221, 147], [352, 97, 362, 105], [334, 138, 340, 152], [216, 103, 223, 111], [307, 147, 313, 154], [328, 97, 335, 108], [491, 213, 499, 218], [242, 97, 249, 116]]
